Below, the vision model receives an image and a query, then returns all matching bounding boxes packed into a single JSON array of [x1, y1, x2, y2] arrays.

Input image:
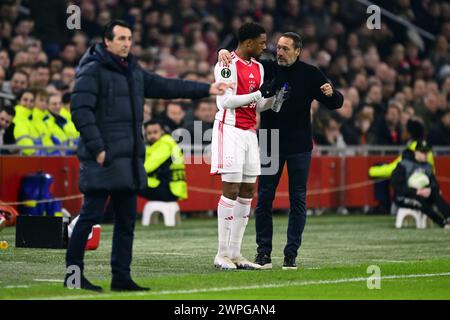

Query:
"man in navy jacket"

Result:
[[66, 20, 229, 292]]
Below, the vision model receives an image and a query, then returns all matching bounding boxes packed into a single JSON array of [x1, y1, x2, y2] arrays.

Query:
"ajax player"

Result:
[[211, 22, 278, 270]]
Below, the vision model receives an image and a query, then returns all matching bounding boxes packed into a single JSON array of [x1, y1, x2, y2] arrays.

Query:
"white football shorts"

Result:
[[210, 120, 261, 179]]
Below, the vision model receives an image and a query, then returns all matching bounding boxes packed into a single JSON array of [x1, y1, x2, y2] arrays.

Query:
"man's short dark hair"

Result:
[[237, 22, 266, 43], [35, 62, 49, 70], [16, 89, 34, 101], [144, 119, 163, 130], [13, 69, 29, 79], [281, 32, 303, 49], [0, 106, 15, 117], [103, 20, 133, 43]]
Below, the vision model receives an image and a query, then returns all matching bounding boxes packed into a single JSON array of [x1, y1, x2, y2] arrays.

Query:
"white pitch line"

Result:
[[33, 279, 63, 283], [4, 285, 30, 289], [150, 252, 200, 257], [26, 271, 450, 300]]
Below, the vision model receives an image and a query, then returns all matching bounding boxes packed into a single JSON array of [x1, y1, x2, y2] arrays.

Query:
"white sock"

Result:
[[229, 197, 252, 259], [217, 195, 236, 257]]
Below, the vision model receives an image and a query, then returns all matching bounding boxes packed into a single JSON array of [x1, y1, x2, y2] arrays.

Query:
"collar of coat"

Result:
[[78, 43, 137, 75]]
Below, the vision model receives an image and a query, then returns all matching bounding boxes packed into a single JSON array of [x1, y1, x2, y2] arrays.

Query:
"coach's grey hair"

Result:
[[281, 32, 303, 49]]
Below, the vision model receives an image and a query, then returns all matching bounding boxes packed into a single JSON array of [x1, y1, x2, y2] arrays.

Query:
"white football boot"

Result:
[[231, 256, 261, 270], [214, 255, 237, 270]]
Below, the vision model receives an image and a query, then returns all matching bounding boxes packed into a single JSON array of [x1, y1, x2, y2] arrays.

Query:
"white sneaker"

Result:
[[231, 256, 261, 270], [214, 255, 237, 270]]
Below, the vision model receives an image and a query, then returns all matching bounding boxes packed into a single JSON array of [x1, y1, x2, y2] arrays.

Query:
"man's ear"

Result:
[[295, 48, 301, 58]]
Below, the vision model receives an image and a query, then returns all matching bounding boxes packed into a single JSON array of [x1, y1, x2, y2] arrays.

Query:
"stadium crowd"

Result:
[[0, 0, 449, 155]]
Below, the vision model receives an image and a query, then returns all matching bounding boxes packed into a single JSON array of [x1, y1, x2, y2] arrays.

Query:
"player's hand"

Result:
[[417, 188, 431, 198], [259, 79, 277, 98], [218, 49, 232, 67], [96, 150, 106, 166], [320, 83, 333, 97], [209, 82, 234, 96]]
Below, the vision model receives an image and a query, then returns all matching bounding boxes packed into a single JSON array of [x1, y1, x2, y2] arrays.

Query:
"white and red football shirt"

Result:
[[214, 51, 264, 130]]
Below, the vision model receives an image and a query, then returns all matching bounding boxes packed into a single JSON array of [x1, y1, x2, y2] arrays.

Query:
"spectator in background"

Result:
[[60, 42, 78, 66], [13, 89, 41, 155], [0, 106, 15, 154], [0, 0, 447, 157], [143, 100, 153, 123], [46, 94, 79, 153], [353, 110, 376, 145], [0, 66, 15, 109], [373, 102, 402, 145], [364, 83, 384, 116], [314, 115, 345, 147], [334, 99, 356, 145], [428, 109, 450, 147], [2, 70, 29, 97], [61, 66, 76, 88], [140, 119, 187, 202], [184, 98, 215, 145], [30, 62, 50, 88], [31, 89, 54, 152], [157, 101, 186, 132]]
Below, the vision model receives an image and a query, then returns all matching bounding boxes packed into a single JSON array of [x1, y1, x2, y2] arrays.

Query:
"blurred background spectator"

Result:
[[0, 0, 448, 154]]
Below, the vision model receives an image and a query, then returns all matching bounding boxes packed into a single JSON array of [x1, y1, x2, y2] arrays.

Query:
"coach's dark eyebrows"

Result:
[[118, 35, 131, 40], [278, 44, 289, 50]]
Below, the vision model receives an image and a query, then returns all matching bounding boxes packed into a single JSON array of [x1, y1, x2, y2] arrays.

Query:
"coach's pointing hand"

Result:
[[209, 82, 234, 95], [320, 83, 333, 97]]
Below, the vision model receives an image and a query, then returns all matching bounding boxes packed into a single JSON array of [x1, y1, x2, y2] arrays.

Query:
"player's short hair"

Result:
[[281, 32, 303, 49], [237, 22, 266, 43], [103, 20, 133, 43]]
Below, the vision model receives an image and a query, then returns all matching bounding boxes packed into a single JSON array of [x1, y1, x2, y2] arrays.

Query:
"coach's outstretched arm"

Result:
[[143, 71, 230, 100], [311, 67, 344, 110], [71, 62, 105, 159]]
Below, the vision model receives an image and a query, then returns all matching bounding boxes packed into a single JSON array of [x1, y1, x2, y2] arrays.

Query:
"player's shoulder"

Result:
[[215, 58, 237, 79], [250, 57, 263, 66]]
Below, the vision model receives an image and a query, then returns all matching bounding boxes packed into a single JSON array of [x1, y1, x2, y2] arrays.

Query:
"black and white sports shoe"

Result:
[[254, 253, 272, 270], [282, 256, 298, 270]]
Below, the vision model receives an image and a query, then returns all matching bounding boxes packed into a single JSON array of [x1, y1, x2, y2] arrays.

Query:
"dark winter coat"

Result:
[[71, 43, 210, 192]]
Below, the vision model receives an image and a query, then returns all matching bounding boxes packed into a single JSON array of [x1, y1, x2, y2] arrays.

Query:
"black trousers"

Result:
[[395, 189, 450, 227], [255, 152, 311, 258], [66, 190, 137, 281]]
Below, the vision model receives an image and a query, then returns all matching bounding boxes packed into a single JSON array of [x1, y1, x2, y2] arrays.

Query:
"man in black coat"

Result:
[[219, 32, 343, 270], [66, 20, 229, 292]]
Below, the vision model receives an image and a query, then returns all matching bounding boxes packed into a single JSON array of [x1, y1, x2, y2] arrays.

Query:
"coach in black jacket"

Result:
[[256, 33, 343, 270], [66, 20, 228, 292], [219, 32, 344, 270]]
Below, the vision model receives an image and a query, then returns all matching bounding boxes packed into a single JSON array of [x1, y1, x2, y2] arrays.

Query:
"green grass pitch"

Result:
[[0, 214, 449, 300]]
